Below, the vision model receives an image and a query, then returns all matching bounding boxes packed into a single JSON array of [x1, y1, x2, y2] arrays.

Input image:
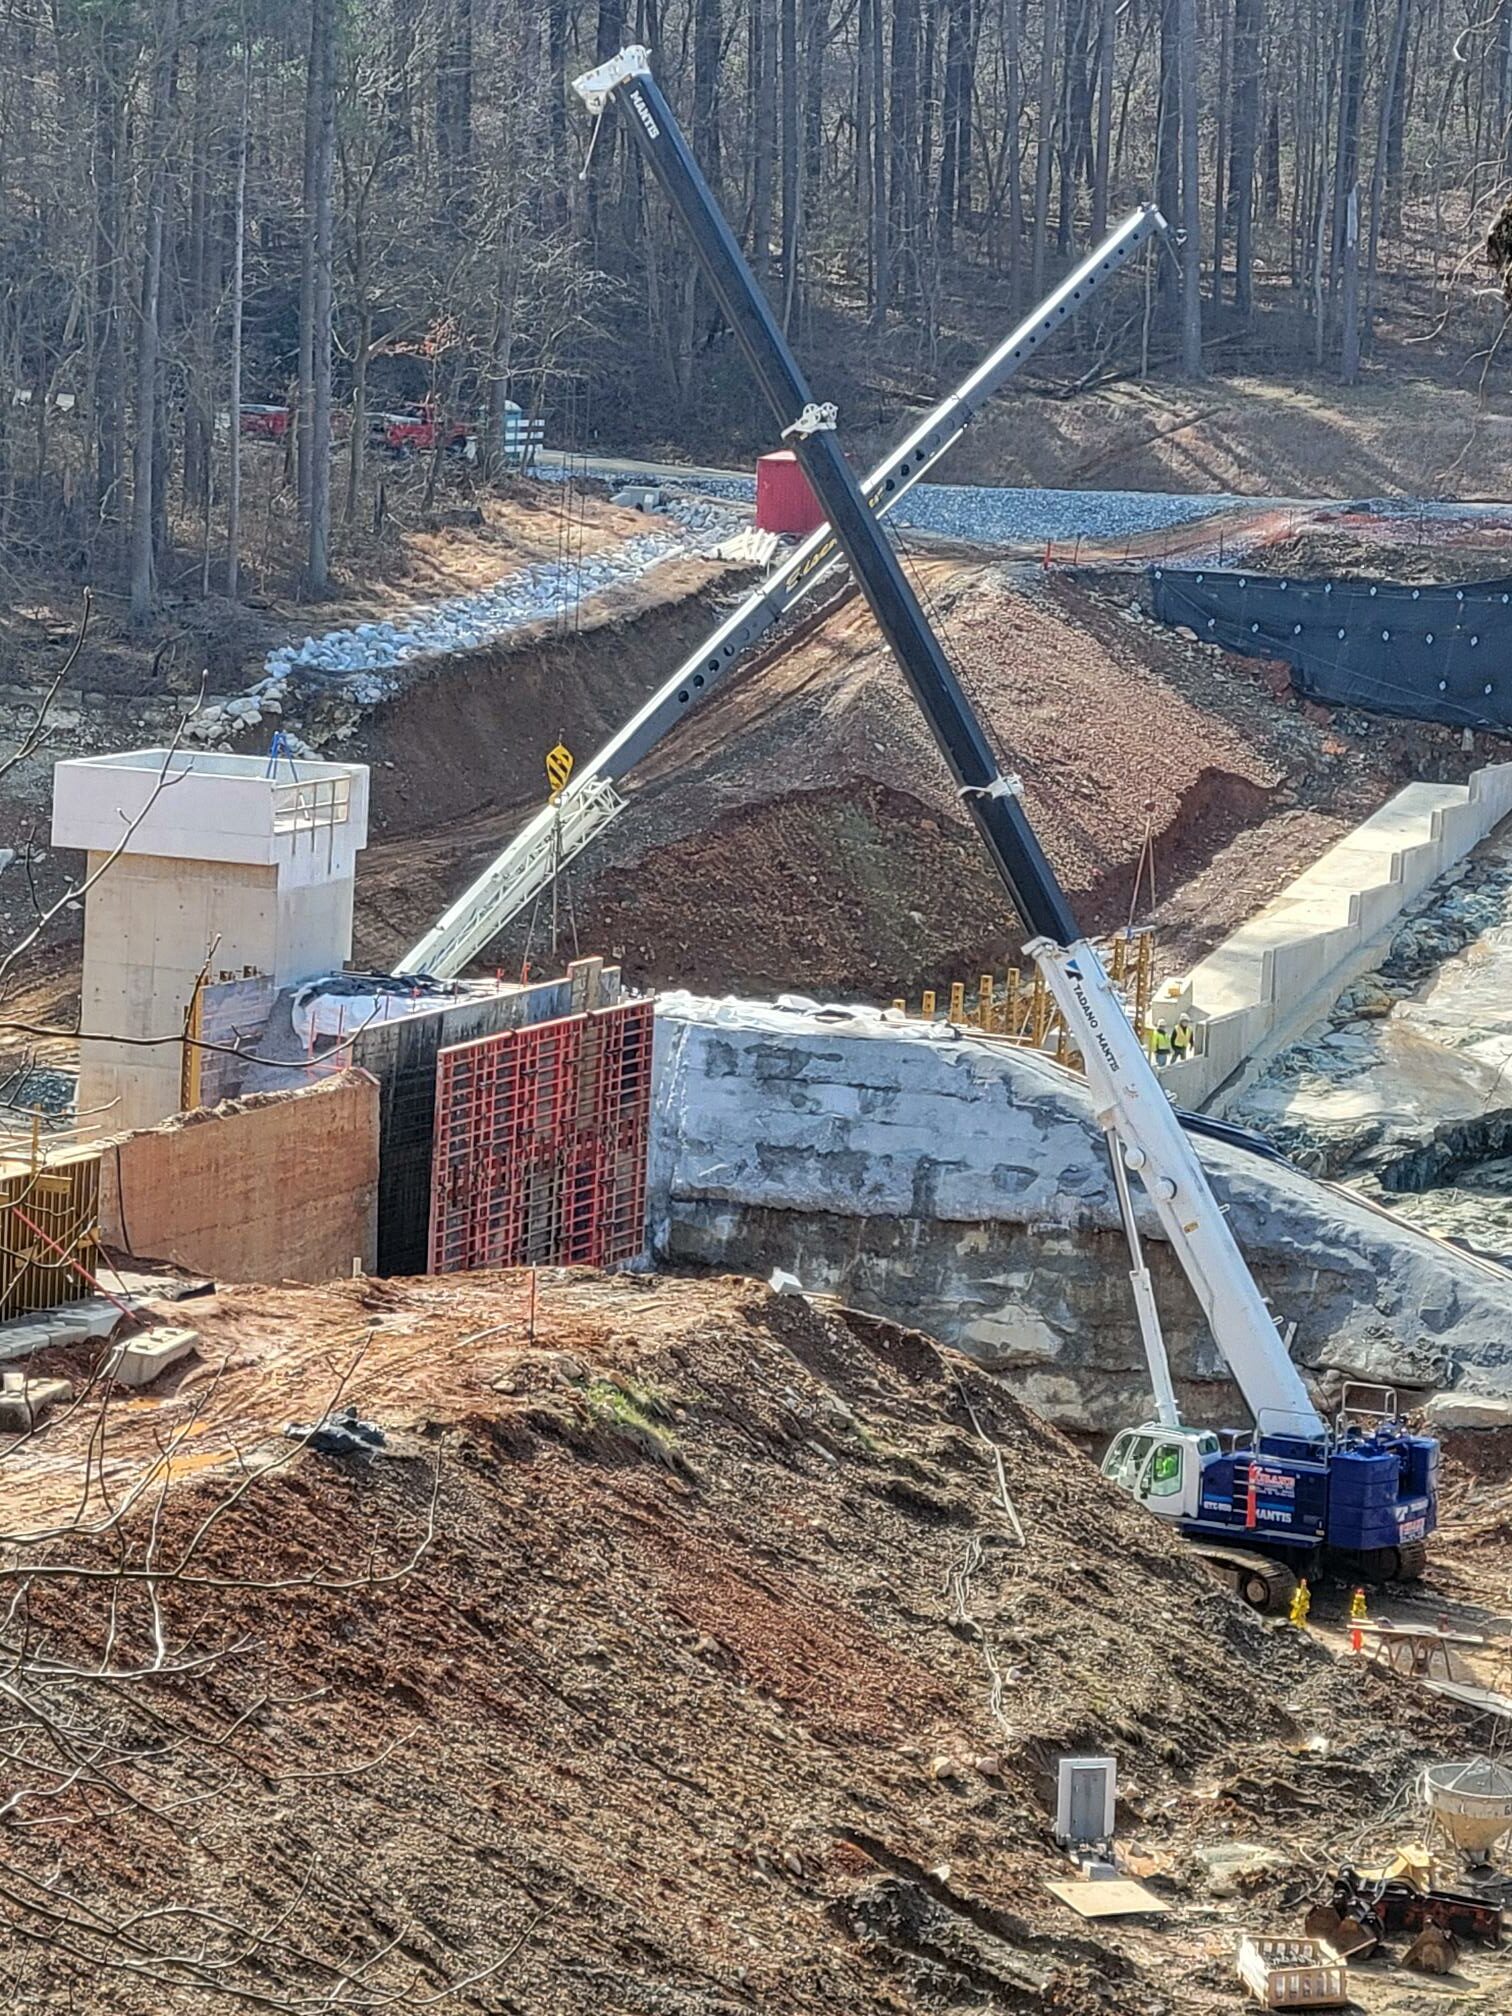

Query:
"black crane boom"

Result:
[[574, 47, 1079, 948]]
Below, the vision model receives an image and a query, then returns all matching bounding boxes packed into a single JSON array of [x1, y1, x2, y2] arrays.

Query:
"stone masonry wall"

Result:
[[650, 995, 1512, 1433]]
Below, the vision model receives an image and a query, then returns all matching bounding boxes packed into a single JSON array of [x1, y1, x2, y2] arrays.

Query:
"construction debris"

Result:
[[0, 1370, 69, 1430], [1236, 1933, 1350, 2009], [284, 1402, 387, 1456], [109, 1324, 199, 1390], [1402, 1922, 1460, 1973], [1044, 1876, 1168, 1918]]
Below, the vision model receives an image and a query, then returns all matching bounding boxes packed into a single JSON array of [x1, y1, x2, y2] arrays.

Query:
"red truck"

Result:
[[370, 401, 470, 457], [239, 401, 291, 441]]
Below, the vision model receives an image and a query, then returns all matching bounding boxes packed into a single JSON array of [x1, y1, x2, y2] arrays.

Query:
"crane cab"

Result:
[[1102, 1410, 1436, 1585], [1100, 1423, 1217, 1522]]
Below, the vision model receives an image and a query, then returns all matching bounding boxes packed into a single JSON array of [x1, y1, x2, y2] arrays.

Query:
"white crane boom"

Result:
[[1031, 936, 1326, 1440], [397, 204, 1168, 978]]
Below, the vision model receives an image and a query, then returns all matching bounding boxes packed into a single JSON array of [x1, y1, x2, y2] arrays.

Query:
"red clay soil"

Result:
[[512, 564, 1447, 995], [352, 554, 1482, 995], [4, 1270, 1495, 2013]]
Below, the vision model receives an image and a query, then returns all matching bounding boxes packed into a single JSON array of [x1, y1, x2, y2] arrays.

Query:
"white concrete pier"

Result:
[[53, 750, 369, 1133]]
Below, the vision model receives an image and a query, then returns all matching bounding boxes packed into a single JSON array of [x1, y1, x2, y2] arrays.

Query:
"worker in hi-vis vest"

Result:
[[1171, 1015, 1194, 1063], [1149, 1023, 1172, 1069]]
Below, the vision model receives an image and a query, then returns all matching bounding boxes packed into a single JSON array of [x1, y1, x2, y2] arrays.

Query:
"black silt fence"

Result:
[[1148, 566, 1512, 732]]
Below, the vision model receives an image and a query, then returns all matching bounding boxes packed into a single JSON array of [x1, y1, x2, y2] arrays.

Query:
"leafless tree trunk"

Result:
[[90, 23, 127, 573], [1264, 97, 1282, 220], [1178, 0, 1203, 371], [297, 9, 318, 523], [437, 0, 474, 227], [751, 0, 777, 281], [1330, 0, 1367, 282], [1092, 0, 1115, 237], [226, 41, 249, 601], [868, 0, 890, 325], [1004, 0, 1025, 305], [1211, 0, 1230, 306], [483, 227, 521, 482], [130, 0, 177, 627], [693, 0, 722, 194], [1365, 0, 1411, 347], [889, 0, 921, 306], [1033, 0, 1060, 295], [1155, 0, 1180, 319], [1339, 180, 1360, 380], [780, 0, 800, 327], [1231, 0, 1263, 314], [307, 0, 336, 595]]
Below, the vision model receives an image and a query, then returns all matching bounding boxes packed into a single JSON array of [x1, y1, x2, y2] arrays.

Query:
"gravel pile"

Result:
[[0, 1064, 77, 1123], [888, 481, 1242, 544], [662, 472, 1244, 544], [182, 495, 743, 748], [265, 520, 722, 689]]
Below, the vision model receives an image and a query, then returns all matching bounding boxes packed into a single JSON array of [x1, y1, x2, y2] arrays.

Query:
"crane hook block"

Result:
[[572, 45, 652, 114], [781, 402, 839, 439]]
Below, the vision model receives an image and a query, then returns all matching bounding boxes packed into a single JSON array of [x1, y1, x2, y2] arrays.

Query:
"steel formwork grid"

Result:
[[428, 1000, 653, 1275]]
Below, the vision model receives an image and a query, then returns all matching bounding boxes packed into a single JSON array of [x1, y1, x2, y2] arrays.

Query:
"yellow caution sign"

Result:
[[545, 742, 574, 798]]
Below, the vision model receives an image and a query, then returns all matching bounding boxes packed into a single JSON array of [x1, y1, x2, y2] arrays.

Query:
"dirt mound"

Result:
[[7, 1270, 1482, 2013], [344, 535, 1492, 998], [1243, 519, 1512, 584], [478, 562, 1467, 994], [469, 565, 1295, 995]]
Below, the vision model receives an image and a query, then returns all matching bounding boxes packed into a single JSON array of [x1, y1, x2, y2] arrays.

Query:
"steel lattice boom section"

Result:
[[428, 999, 653, 1274], [397, 202, 1167, 978]]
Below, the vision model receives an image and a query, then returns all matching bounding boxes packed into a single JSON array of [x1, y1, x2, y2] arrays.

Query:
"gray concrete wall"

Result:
[[78, 845, 358, 1136], [79, 852, 281, 1134], [1162, 763, 1512, 1111], [650, 995, 1512, 1433]]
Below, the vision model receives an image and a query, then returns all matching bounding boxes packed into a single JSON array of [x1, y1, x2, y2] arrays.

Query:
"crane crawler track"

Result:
[[1198, 1546, 1302, 1616]]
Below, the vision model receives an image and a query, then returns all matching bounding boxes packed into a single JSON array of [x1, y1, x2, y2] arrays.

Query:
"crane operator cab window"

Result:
[[1102, 1429, 1214, 1519], [1140, 1443, 1185, 1499], [1100, 1432, 1156, 1491]]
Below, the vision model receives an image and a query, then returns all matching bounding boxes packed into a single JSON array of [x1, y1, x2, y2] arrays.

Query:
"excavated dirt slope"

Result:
[[6, 1270, 1503, 2012], [358, 560, 1475, 995]]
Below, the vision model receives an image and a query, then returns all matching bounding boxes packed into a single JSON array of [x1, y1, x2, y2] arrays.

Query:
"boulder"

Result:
[[1422, 1391, 1512, 1430]]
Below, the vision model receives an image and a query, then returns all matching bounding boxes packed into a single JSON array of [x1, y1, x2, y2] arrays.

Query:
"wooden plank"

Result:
[[1360, 1623, 1486, 1647], [1421, 1677, 1512, 1718], [1045, 1877, 1169, 1919]]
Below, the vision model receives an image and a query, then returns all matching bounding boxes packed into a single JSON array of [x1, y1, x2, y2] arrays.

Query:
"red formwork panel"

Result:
[[428, 999, 653, 1275]]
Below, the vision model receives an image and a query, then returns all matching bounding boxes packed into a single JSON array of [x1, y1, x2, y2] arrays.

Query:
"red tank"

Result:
[[755, 450, 826, 537]]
